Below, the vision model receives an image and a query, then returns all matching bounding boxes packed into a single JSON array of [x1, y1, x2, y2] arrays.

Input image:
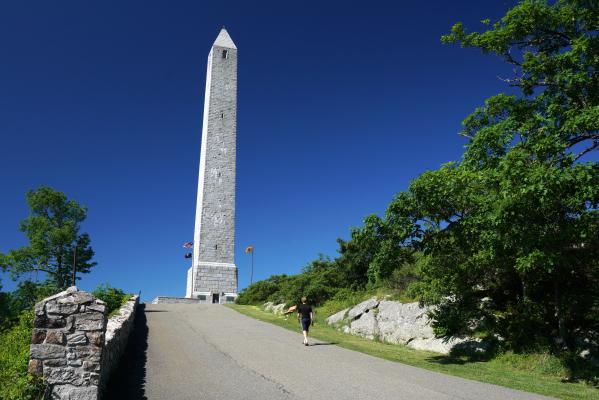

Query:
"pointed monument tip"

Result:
[[213, 28, 237, 49]]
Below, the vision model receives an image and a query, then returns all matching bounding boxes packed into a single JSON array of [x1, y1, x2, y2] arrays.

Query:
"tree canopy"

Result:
[[0, 186, 97, 290]]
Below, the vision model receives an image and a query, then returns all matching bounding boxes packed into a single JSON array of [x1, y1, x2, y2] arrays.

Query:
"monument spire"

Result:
[[186, 29, 239, 303], [213, 28, 237, 49]]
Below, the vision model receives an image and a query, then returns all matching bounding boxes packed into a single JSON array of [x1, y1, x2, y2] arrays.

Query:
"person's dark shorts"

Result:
[[301, 318, 311, 332]]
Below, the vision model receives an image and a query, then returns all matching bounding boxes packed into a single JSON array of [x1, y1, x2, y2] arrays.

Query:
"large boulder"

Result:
[[262, 302, 274, 312], [349, 309, 378, 340], [347, 298, 379, 320], [326, 308, 349, 325], [271, 303, 286, 315], [407, 336, 487, 354], [376, 301, 434, 345], [326, 298, 488, 355]]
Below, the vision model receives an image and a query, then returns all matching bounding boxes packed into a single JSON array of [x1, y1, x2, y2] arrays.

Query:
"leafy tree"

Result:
[[335, 215, 383, 288], [409, 0, 599, 348], [236, 275, 286, 305], [0, 187, 97, 290]]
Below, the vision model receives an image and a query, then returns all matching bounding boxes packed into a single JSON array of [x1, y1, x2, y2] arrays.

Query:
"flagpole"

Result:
[[71, 245, 77, 287], [250, 250, 254, 285]]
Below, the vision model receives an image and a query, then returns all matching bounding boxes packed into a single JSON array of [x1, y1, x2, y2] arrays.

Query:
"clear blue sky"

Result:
[[1, 1, 520, 301]]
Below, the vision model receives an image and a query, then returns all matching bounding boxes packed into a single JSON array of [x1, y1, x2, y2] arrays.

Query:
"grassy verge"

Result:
[[228, 304, 599, 400]]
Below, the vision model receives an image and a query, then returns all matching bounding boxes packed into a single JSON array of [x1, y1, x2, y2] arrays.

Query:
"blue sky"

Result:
[[1, 1, 530, 301]]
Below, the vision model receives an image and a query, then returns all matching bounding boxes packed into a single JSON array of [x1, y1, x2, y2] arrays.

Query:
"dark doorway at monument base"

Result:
[[212, 293, 220, 304]]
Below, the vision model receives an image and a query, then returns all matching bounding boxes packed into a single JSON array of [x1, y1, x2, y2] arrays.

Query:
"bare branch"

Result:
[[573, 140, 599, 162]]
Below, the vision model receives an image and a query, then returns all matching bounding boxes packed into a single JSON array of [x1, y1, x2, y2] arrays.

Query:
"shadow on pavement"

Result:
[[311, 342, 338, 346], [104, 303, 149, 400]]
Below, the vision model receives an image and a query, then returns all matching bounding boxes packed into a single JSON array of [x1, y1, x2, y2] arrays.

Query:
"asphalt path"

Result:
[[110, 303, 554, 400]]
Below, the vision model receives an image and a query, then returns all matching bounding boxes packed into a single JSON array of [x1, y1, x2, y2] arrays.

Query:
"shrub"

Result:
[[92, 284, 130, 316], [0, 310, 45, 400], [236, 276, 284, 305]]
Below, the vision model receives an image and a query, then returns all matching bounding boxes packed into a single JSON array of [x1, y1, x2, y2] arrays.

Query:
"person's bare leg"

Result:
[[303, 330, 308, 345]]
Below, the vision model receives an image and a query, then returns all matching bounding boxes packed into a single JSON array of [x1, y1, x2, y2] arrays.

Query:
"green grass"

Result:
[[228, 304, 599, 400]]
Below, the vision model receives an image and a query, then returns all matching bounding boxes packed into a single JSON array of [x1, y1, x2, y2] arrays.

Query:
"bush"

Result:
[[92, 284, 130, 316], [236, 276, 285, 305], [0, 310, 45, 400]]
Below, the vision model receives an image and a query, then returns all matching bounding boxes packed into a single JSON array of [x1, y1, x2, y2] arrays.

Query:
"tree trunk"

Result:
[[554, 275, 568, 350]]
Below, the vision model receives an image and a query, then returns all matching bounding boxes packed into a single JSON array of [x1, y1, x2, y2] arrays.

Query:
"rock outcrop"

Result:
[[326, 298, 485, 355]]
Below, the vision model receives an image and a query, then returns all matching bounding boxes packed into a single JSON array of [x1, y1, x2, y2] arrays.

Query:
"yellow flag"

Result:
[[245, 246, 253, 253]]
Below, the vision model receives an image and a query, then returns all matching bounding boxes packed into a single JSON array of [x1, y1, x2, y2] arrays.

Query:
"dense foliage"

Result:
[[238, 0, 598, 356], [0, 280, 60, 400], [0, 310, 45, 400], [92, 283, 131, 316], [0, 186, 96, 290]]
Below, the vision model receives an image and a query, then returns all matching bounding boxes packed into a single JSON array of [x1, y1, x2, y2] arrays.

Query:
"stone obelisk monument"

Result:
[[186, 28, 238, 303]]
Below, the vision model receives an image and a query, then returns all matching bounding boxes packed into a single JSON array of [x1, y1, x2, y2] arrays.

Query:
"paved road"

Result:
[[107, 303, 553, 400]]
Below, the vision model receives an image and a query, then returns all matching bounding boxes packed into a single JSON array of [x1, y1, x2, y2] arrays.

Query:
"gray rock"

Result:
[[67, 346, 102, 363], [326, 308, 348, 325], [85, 303, 106, 314], [47, 298, 81, 315], [51, 384, 98, 400], [347, 298, 379, 320], [326, 299, 490, 355], [349, 310, 379, 340], [263, 302, 274, 312], [272, 303, 286, 315], [44, 366, 85, 385], [74, 313, 105, 331], [30, 344, 66, 359], [35, 301, 46, 316], [67, 332, 88, 346], [407, 336, 486, 355], [376, 301, 434, 345], [45, 358, 68, 367], [72, 292, 95, 305]]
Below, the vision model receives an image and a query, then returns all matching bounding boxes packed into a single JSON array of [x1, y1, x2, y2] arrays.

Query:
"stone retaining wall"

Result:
[[29, 287, 139, 400], [100, 294, 139, 392], [152, 296, 205, 304]]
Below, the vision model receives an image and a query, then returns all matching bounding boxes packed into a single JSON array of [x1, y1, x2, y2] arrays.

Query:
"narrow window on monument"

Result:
[[222, 50, 228, 59], [214, 244, 218, 250], [221, 113, 224, 119]]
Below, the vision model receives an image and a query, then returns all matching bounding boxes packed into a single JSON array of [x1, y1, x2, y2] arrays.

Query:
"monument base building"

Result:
[[186, 264, 238, 304]]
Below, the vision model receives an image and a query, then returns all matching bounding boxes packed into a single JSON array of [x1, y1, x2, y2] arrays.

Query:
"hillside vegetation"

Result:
[[238, 0, 599, 387]]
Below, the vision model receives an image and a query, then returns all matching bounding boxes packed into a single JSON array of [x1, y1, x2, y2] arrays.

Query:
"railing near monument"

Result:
[[28, 286, 139, 400]]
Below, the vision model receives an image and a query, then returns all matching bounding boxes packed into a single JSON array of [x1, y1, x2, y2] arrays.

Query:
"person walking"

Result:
[[297, 297, 314, 346]]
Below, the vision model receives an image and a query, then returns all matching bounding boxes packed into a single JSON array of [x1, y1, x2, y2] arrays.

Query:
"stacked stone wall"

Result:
[[29, 287, 139, 400], [100, 294, 139, 392], [152, 296, 207, 304], [29, 287, 106, 400]]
